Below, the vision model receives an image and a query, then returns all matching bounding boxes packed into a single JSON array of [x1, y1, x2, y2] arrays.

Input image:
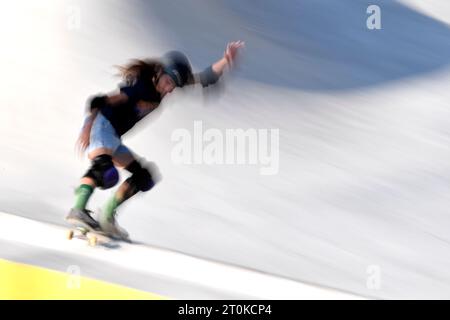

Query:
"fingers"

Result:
[[75, 142, 83, 159], [226, 41, 245, 56], [228, 40, 245, 50], [225, 40, 245, 68], [75, 138, 88, 159], [75, 142, 82, 159]]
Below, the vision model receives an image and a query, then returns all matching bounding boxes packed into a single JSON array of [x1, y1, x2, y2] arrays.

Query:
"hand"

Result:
[[224, 40, 245, 68], [75, 126, 91, 157], [75, 111, 98, 157]]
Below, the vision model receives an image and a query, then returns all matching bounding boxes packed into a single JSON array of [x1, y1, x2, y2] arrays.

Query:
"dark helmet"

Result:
[[162, 51, 193, 87]]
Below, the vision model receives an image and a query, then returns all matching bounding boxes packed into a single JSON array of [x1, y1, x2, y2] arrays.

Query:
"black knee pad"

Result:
[[125, 160, 155, 192], [83, 155, 119, 189]]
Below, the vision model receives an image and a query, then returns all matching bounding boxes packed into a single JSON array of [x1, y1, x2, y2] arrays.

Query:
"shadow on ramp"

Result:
[[139, 0, 450, 91]]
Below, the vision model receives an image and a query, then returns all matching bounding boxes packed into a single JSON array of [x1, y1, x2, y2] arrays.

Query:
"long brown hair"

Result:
[[115, 58, 164, 85]]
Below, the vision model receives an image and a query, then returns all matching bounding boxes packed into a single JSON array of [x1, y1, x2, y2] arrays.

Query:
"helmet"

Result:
[[162, 51, 193, 87]]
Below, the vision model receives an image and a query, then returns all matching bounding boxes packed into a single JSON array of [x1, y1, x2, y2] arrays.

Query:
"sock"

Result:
[[103, 195, 123, 221], [73, 184, 94, 210]]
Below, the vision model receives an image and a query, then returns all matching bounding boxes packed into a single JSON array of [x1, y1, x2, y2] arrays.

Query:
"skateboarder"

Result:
[[66, 41, 245, 239]]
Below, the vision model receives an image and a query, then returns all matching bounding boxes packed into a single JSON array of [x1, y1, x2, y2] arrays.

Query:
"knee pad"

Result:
[[83, 154, 119, 189], [125, 160, 155, 192]]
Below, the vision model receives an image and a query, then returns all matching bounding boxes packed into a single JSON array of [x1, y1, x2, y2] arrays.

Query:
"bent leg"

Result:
[[112, 145, 138, 204], [73, 112, 121, 211], [101, 146, 158, 222], [83, 154, 119, 189]]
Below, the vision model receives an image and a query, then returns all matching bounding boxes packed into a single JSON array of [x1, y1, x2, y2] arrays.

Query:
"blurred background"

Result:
[[1, 0, 450, 299]]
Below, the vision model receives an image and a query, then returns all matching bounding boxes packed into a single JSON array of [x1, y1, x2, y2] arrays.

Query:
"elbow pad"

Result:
[[199, 66, 220, 87], [88, 95, 108, 112]]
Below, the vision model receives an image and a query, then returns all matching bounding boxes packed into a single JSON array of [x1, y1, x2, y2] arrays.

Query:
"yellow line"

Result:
[[0, 258, 166, 300]]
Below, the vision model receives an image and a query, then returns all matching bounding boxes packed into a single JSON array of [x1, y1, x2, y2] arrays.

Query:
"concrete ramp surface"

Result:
[[0, 0, 450, 299]]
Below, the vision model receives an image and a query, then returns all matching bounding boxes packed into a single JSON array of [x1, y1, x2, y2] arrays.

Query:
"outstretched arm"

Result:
[[193, 40, 245, 87]]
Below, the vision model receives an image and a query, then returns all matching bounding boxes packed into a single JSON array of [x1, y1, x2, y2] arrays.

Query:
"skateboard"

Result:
[[66, 226, 114, 247]]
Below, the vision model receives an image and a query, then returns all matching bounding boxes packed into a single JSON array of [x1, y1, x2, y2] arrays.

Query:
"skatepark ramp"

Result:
[[1, 0, 450, 298]]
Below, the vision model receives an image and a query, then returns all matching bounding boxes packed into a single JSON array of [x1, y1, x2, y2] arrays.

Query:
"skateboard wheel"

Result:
[[67, 230, 74, 240], [88, 236, 97, 247]]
